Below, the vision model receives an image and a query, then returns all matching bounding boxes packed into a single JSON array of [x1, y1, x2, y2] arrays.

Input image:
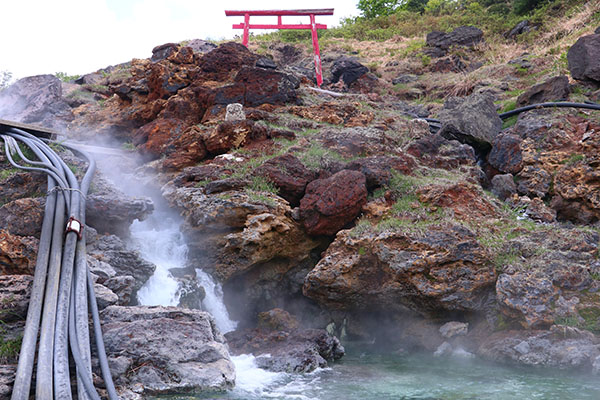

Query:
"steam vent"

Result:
[[2, 1, 600, 398]]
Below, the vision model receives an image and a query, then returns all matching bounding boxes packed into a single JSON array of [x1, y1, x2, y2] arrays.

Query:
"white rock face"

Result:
[[225, 103, 245, 121]]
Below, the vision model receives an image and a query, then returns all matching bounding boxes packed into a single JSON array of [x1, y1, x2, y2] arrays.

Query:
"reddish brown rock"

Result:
[[0, 230, 38, 275], [0, 197, 45, 237], [133, 118, 187, 158], [300, 170, 368, 236], [254, 154, 317, 206], [417, 182, 498, 219], [203, 120, 267, 155], [159, 85, 214, 125], [162, 125, 209, 171], [488, 133, 523, 174]]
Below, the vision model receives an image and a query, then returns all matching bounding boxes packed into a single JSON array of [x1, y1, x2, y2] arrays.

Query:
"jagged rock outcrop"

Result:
[[303, 225, 496, 316], [254, 154, 317, 206], [101, 306, 234, 395]]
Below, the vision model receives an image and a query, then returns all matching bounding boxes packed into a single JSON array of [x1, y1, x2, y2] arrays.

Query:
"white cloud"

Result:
[[0, 0, 359, 79]]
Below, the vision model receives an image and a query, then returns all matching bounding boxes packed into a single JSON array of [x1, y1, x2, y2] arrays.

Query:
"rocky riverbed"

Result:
[[1, 17, 600, 398]]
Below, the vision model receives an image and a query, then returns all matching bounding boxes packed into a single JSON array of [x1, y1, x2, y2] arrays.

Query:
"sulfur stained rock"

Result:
[[300, 170, 367, 236], [288, 102, 374, 127], [303, 225, 496, 316], [162, 124, 209, 171], [216, 212, 320, 281], [234, 66, 299, 107], [0, 230, 38, 275], [202, 120, 266, 155], [516, 165, 552, 198]]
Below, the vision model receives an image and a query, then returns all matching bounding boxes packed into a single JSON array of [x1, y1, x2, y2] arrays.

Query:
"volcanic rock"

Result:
[[505, 20, 537, 39], [0, 74, 72, 129], [133, 118, 187, 158], [426, 26, 484, 56], [0, 275, 33, 322], [568, 34, 600, 83], [303, 225, 496, 316], [299, 170, 367, 236], [233, 66, 299, 106], [491, 174, 517, 201], [479, 329, 600, 369], [101, 305, 234, 394], [330, 57, 369, 86], [345, 155, 416, 190], [438, 93, 502, 152], [488, 133, 523, 174], [0, 197, 45, 237], [516, 76, 570, 107], [406, 134, 476, 169], [226, 327, 344, 373], [0, 230, 38, 275], [254, 154, 317, 206]]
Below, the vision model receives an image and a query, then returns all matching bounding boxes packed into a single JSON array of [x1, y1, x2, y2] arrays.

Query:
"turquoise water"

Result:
[[161, 346, 600, 400]]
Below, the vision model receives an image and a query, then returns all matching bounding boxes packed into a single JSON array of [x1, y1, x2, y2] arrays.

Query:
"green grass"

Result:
[[0, 168, 18, 181]]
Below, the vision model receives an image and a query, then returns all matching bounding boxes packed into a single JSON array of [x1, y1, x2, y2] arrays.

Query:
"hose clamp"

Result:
[[66, 217, 84, 240]]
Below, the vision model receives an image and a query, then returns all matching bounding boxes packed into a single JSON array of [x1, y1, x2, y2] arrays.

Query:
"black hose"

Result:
[[423, 102, 600, 135], [498, 101, 600, 119]]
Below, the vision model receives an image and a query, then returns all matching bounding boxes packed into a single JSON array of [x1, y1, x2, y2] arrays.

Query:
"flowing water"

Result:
[[95, 153, 600, 400]]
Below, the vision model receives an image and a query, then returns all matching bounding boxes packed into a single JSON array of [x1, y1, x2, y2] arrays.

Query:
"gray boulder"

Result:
[[438, 93, 502, 151], [101, 305, 234, 395], [186, 39, 218, 54], [568, 34, 600, 83], [0, 75, 72, 129]]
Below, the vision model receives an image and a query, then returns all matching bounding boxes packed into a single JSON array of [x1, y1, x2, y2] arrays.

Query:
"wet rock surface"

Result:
[[101, 306, 234, 395]]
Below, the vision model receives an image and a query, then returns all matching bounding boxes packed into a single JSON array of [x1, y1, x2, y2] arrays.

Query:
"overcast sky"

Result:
[[0, 1, 359, 80]]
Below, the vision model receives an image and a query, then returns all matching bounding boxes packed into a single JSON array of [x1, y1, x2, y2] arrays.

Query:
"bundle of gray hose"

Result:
[[0, 125, 118, 400]]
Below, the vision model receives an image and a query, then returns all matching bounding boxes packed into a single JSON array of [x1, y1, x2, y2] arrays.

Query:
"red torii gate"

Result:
[[224, 8, 334, 87]]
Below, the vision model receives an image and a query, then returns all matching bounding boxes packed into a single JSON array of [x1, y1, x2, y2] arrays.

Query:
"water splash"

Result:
[[195, 269, 237, 333]]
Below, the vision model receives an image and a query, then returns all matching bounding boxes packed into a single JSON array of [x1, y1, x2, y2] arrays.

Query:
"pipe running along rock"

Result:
[[1, 126, 118, 400]]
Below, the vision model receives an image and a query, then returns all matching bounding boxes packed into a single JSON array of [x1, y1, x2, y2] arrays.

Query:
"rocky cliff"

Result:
[[1, 12, 600, 397]]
